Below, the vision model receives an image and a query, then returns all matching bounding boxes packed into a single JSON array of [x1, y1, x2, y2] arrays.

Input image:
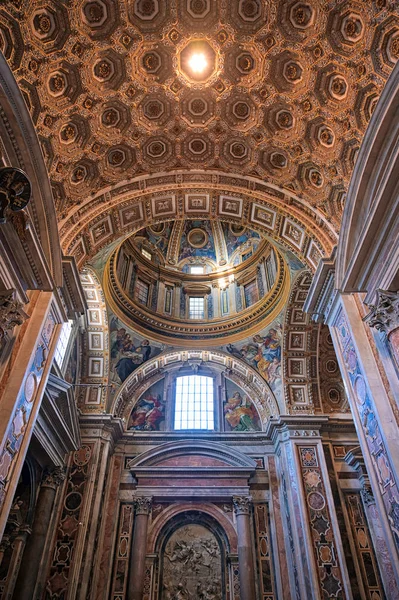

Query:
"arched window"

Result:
[[174, 375, 214, 430]]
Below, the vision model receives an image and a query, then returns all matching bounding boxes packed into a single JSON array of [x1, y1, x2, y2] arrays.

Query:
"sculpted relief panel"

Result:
[[162, 524, 223, 600]]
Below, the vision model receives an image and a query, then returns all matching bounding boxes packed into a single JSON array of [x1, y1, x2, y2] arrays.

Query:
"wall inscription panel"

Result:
[[161, 524, 222, 599]]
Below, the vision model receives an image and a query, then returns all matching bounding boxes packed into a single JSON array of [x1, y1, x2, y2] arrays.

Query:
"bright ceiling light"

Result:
[[188, 52, 207, 74]]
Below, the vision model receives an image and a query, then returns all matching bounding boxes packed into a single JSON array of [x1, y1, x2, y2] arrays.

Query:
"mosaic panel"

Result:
[[254, 503, 275, 600], [45, 444, 93, 597], [110, 503, 134, 600], [298, 445, 347, 599], [345, 493, 385, 599]]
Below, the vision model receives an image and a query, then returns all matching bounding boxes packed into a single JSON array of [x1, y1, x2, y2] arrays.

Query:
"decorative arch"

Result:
[[149, 504, 238, 555], [78, 267, 109, 412], [59, 170, 337, 272], [112, 348, 280, 426]]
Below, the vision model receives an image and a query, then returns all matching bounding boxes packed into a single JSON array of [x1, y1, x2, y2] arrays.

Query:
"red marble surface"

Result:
[[93, 454, 123, 600]]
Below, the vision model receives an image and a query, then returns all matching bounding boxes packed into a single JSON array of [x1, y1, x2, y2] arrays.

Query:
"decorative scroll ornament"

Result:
[[0, 289, 29, 340], [134, 496, 152, 515], [363, 290, 399, 336], [232, 495, 252, 516], [0, 167, 31, 224], [42, 467, 67, 489], [361, 484, 375, 507]]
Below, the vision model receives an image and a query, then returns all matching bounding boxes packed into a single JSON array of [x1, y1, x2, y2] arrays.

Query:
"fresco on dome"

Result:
[[222, 223, 260, 265], [88, 238, 121, 277], [226, 316, 283, 401], [285, 249, 305, 272], [128, 379, 165, 431], [135, 222, 173, 255], [109, 315, 163, 385], [178, 220, 217, 263], [224, 379, 261, 431]]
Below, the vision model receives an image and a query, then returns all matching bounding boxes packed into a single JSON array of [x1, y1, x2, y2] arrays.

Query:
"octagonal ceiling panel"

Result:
[[2, 0, 398, 228]]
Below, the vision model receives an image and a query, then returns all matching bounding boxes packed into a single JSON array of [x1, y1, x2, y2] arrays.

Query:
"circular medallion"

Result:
[[65, 491, 82, 511], [188, 228, 208, 248], [24, 372, 37, 403], [73, 444, 92, 466], [307, 491, 325, 510]]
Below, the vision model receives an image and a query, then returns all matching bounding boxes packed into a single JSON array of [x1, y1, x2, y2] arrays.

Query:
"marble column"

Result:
[[1, 524, 30, 599], [13, 467, 65, 600], [232, 496, 256, 600], [128, 496, 152, 600]]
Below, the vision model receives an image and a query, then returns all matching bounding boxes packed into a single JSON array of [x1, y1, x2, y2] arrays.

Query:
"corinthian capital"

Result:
[[0, 289, 28, 340], [361, 484, 375, 507], [364, 289, 399, 336], [42, 467, 66, 489], [134, 496, 152, 515], [232, 496, 252, 516]]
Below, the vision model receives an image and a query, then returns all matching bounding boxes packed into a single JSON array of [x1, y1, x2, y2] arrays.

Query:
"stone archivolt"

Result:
[[0, 0, 397, 231]]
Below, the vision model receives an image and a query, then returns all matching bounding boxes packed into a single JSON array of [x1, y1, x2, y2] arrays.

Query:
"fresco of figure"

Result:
[[226, 322, 282, 392], [114, 338, 151, 382], [128, 392, 165, 431], [109, 316, 158, 384], [224, 391, 260, 431]]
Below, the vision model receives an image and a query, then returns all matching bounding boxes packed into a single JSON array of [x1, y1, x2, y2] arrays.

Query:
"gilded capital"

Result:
[[232, 495, 252, 516], [134, 496, 152, 515]]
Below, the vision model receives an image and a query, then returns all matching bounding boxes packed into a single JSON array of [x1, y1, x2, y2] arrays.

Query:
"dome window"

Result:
[[141, 248, 152, 261], [189, 296, 205, 319], [190, 265, 204, 274], [135, 279, 149, 306]]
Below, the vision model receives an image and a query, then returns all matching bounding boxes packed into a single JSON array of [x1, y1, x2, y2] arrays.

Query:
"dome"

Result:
[[104, 217, 290, 346]]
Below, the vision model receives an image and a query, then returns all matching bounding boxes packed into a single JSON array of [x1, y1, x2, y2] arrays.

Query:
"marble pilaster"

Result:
[[128, 496, 152, 600], [232, 495, 256, 600]]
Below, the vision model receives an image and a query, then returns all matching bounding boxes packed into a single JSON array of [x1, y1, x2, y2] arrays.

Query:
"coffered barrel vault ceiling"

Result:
[[1, 0, 398, 232]]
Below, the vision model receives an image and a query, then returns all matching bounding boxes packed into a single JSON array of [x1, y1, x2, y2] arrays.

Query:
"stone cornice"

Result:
[[79, 414, 125, 445], [265, 415, 329, 445], [303, 249, 338, 324]]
